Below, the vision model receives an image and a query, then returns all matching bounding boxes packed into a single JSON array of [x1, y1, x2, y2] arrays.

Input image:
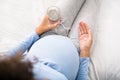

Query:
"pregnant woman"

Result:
[[7, 15, 93, 80]]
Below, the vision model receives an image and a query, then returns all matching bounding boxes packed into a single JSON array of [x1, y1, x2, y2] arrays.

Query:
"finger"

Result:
[[83, 22, 92, 39], [81, 21, 88, 34], [81, 22, 85, 34], [80, 22, 84, 35], [57, 17, 62, 23], [84, 22, 89, 34], [59, 16, 62, 21], [88, 29, 93, 41], [79, 22, 83, 35], [53, 20, 61, 27], [78, 25, 81, 37], [53, 17, 61, 27], [83, 22, 88, 34]]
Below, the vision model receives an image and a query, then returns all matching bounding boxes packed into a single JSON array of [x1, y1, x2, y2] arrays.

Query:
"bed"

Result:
[[0, 0, 120, 80], [69, 0, 120, 79]]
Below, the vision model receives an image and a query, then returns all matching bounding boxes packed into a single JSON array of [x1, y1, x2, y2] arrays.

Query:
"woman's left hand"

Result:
[[78, 21, 93, 57], [35, 14, 61, 35]]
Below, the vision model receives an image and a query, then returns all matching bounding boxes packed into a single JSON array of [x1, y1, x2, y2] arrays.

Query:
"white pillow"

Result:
[[68, 0, 97, 50], [35, 0, 86, 36]]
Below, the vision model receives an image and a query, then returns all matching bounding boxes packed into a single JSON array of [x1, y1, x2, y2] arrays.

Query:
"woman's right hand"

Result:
[[35, 14, 61, 35]]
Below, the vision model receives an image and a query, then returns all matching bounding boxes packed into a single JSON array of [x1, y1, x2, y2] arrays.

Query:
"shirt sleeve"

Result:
[[76, 57, 89, 80], [7, 31, 40, 56]]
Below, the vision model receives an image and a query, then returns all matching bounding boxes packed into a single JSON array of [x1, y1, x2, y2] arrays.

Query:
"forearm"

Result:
[[80, 48, 90, 57], [76, 49, 90, 80], [76, 57, 89, 80], [77, 21, 92, 80], [7, 31, 39, 56]]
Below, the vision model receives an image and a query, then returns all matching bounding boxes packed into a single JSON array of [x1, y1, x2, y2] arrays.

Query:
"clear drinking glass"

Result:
[[47, 6, 69, 36]]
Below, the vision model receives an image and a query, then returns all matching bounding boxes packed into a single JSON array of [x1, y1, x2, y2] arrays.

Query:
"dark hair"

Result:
[[0, 54, 34, 80]]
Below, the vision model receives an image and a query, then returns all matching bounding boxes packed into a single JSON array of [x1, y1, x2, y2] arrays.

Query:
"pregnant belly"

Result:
[[25, 35, 79, 80]]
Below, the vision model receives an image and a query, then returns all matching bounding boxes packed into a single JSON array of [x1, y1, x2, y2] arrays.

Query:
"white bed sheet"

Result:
[[69, 0, 120, 80], [92, 0, 120, 79]]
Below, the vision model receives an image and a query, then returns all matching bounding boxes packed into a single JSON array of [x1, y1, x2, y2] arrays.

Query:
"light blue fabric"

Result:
[[7, 31, 39, 56], [7, 32, 89, 80], [76, 58, 89, 80]]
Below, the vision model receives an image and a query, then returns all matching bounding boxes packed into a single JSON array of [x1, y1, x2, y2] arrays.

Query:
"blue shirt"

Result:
[[7, 32, 89, 80]]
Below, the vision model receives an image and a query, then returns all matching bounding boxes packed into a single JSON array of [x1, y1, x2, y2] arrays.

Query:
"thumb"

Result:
[[88, 29, 92, 41], [53, 21, 61, 27]]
